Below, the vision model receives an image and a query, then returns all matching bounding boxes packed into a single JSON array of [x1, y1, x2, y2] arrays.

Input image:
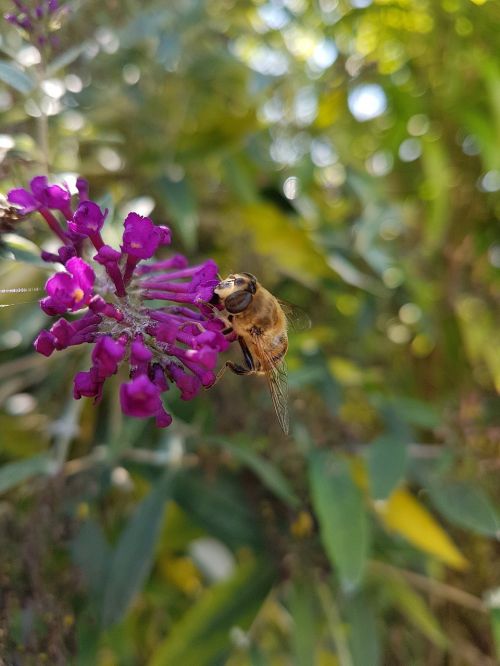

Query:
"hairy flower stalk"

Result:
[[8, 176, 229, 427]]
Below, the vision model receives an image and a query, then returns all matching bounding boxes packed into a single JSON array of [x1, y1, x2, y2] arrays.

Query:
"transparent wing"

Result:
[[266, 358, 289, 435], [252, 335, 289, 435], [278, 299, 311, 331]]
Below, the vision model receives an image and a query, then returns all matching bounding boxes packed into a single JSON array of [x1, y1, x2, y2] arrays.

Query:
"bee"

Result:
[[212, 272, 309, 435]]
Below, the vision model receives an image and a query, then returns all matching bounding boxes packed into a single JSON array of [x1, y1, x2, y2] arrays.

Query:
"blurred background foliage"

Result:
[[1, 0, 500, 663]]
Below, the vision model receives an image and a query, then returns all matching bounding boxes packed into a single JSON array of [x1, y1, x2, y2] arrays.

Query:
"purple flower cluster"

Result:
[[8, 176, 229, 427], [4, 0, 62, 49]]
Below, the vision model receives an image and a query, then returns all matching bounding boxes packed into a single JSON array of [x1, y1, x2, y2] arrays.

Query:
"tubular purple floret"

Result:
[[135, 254, 189, 274], [5, 0, 65, 49]]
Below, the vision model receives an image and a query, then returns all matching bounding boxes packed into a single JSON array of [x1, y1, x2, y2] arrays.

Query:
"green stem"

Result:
[[37, 109, 50, 175], [35, 62, 49, 174], [317, 581, 354, 666]]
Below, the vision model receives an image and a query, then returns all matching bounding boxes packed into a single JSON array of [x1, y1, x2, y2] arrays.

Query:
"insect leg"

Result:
[[208, 336, 256, 388], [238, 336, 255, 370], [210, 360, 252, 387], [225, 361, 253, 376]]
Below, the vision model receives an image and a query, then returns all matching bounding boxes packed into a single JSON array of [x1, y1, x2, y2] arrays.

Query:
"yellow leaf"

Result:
[[375, 488, 468, 570], [236, 203, 331, 286], [159, 556, 202, 596]]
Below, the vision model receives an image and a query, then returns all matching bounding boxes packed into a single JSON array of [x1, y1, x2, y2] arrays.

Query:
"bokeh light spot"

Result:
[[348, 84, 387, 122]]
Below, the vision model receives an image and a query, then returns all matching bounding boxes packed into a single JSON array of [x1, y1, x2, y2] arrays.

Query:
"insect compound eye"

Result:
[[234, 278, 246, 287], [225, 290, 253, 314], [240, 272, 257, 294]]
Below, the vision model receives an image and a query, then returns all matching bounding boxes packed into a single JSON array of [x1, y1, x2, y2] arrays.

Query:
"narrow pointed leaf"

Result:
[[71, 519, 111, 601], [149, 558, 274, 666], [368, 435, 408, 500], [217, 439, 299, 507], [46, 44, 87, 75], [0, 60, 35, 94], [428, 480, 500, 537], [290, 578, 318, 666], [309, 452, 369, 589], [381, 574, 447, 648], [376, 488, 468, 570], [344, 591, 381, 666], [101, 477, 170, 627], [173, 469, 262, 549], [0, 454, 52, 494]]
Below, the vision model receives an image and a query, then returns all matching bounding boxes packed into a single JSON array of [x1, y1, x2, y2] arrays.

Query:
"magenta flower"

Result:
[[69, 201, 107, 237], [122, 212, 165, 259], [41, 257, 95, 315], [120, 375, 168, 426], [15, 175, 229, 427]]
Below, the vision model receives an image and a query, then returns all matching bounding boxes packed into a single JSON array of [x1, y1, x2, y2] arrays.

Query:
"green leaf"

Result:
[[289, 578, 318, 666], [216, 438, 299, 507], [344, 591, 381, 666], [149, 558, 274, 666], [1, 233, 47, 266], [100, 476, 170, 628], [428, 481, 500, 538], [221, 156, 259, 204], [309, 452, 369, 590], [238, 202, 330, 287], [368, 435, 408, 500], [327, 252, 384, 295], [485, 589, 500, 660], [46, 44, 87, 76], [0, 60, 35, 94], [157, 176, 198, 251], [490, 607, 500, 661], [384, 397, 440, 430], [0, 454, 52, 494], [249, 645, 268, 666], [173, 469, 263, 550], [381, 574, 447, 648], [71, 519, 111, 601]]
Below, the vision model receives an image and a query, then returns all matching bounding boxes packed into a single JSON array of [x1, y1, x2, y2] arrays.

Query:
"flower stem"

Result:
[[35, 63, 49, 174], [37, 110, 50, 175]]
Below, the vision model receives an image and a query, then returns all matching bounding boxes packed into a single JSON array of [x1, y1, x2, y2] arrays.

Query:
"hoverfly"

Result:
[[212, 272, 310, 435]]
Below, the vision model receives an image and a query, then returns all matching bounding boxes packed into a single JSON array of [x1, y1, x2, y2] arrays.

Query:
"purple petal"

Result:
[[43, 257, 95, 314], [155, 408, 173, 428], [34, 330, 56, 356], [168, 363, 201, 400], [70, 201, 106, 236], [158, 225, 171, 246], [120, 374, 162, 418], [94, 244, 121, 266], [131, 336, 153, 365], [122, 212, 161, 259], [30, 175, 49, 198], [74, 369, 103, 400], [151, 364, 168, 391], [66, 256, 95, 294], [92, 335, 127, 378], [76, 177, 89, 202], [7, 188, 39, 214]]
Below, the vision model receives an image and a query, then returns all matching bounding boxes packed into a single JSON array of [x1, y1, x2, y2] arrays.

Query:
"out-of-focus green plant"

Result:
[[1, 0, 500, 664]]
